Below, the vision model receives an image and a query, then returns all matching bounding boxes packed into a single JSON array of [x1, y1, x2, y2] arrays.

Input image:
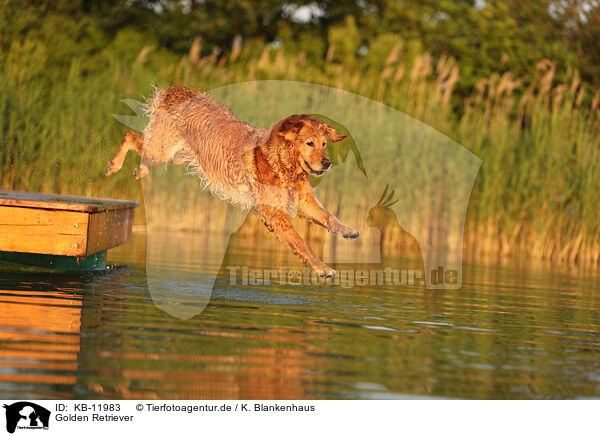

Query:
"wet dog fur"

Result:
[[106, 86, 359, 278]]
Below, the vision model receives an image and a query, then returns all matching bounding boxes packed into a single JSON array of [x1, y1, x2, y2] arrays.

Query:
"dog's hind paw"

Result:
[[133, 164, 149, 181], [105, 160, 119, 176]]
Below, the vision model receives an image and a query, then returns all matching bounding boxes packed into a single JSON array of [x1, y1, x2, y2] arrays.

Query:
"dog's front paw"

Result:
[[313, 265, 336, 279], [341, 226, 360, 239], [328, 216, 359, 239]]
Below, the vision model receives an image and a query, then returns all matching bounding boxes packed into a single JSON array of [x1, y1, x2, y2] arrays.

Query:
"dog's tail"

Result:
[[145, 85, 164, 116]]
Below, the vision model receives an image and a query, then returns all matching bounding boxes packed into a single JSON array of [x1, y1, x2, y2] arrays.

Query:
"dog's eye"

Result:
[[307, 141, 314, 147], [323, 142, 327, 147]]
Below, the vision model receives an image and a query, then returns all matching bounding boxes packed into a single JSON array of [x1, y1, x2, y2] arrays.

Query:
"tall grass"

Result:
[[0, 35, 598, 265]]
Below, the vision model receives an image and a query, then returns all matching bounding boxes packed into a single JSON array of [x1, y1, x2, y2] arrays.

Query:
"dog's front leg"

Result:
[[256, 205, 336, 278], [298, 191, 360, 239]]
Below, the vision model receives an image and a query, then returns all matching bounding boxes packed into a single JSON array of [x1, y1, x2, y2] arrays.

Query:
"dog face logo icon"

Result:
[[3, 402, 50, 433]]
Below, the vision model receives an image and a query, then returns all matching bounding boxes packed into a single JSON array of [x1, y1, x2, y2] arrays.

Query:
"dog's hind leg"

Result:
[[106, 131, 144, 176], [256, 205, 336, 278]]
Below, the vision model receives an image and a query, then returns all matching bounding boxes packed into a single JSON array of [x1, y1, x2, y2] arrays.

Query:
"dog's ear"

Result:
[[277, 116, 305, 143], [322, 123, 347, 142]]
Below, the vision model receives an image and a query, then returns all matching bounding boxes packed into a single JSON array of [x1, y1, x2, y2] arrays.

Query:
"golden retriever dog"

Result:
[[106, 86, 359, 278]]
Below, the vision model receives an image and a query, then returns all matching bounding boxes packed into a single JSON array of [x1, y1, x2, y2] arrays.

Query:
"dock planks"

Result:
[[0, 191, 138, 270]]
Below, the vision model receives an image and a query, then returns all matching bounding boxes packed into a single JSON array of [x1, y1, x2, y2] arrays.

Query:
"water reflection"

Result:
[[0, 232, 599, 399], [0, 272, 82, 398]]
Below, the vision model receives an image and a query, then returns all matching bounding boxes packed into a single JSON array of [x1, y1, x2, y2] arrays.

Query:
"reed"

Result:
[[0, 35, 598, 266]]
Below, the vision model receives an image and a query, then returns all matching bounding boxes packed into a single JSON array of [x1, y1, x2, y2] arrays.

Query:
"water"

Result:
[[0, 232, 599, 400]]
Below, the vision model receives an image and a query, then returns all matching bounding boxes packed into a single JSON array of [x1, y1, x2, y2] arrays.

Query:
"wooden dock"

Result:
[[0, 191, 138, 271]]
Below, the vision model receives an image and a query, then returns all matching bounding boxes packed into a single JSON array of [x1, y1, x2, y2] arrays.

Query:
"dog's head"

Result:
[[272, 114, 347, 177]]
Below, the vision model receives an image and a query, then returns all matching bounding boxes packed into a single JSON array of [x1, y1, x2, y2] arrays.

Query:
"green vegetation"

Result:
[[0, 1, 599, 265]]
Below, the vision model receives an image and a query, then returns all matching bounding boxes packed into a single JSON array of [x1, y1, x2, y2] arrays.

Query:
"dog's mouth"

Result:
[[303, 160, 325, 176]]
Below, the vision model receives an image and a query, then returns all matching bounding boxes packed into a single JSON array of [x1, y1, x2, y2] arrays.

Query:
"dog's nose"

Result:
[[321, 157, 331, 169]]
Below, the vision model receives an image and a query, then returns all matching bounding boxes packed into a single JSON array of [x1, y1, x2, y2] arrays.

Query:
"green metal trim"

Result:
[[0, 250, 107, 272]]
